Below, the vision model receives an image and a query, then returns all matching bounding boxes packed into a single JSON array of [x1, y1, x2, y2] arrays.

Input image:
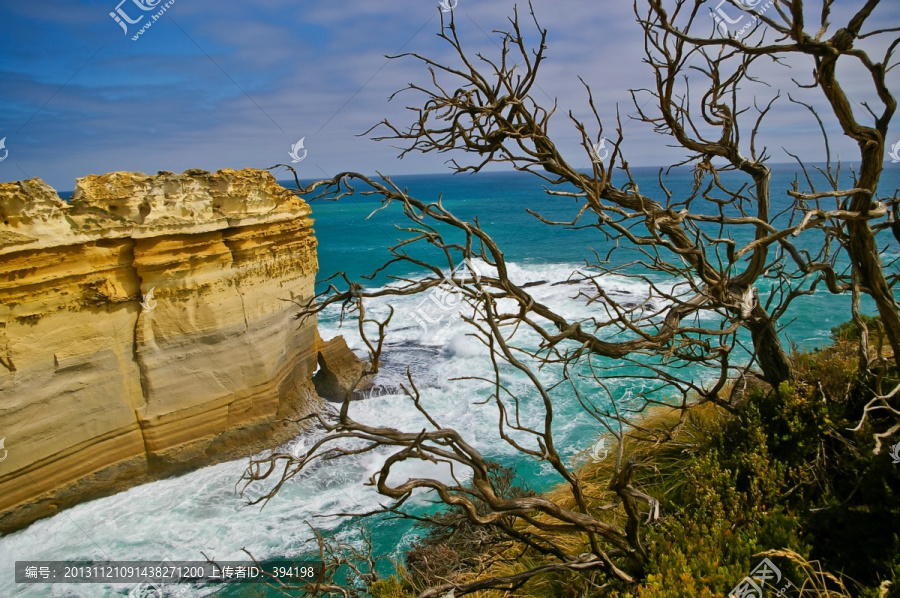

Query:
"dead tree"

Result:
[[642, 0, 900, 366], [245, 1, 899, 594]]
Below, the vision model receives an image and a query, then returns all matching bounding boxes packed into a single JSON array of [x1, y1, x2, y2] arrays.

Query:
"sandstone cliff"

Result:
[[0, 168, 325, 533]]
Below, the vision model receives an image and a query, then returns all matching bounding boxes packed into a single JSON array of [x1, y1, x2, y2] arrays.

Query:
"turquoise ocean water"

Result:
[[1, 166, 898, 596]]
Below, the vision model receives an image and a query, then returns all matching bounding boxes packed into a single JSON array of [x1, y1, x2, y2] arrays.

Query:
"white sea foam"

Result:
[[0, 261, 690, 597]]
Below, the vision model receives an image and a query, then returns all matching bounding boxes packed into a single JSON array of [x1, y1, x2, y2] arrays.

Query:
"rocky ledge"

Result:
[[0, 168, 358, 533]]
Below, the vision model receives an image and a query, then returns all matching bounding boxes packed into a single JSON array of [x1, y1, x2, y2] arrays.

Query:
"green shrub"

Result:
[[370, 575, 416, 598], [830, 313, 882, 342], [624, 337, 899, 596]]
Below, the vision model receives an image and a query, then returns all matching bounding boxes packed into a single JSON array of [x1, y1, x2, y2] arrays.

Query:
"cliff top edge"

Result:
[[0, 168, 311, 253]]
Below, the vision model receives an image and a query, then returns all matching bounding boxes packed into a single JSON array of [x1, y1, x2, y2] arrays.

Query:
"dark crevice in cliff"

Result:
[[128, 240, 152, 410], [233, 280, 251, 333], [131, 293, 156, 462], [0, 325, 15, 372], [222, 231, 251, 334]]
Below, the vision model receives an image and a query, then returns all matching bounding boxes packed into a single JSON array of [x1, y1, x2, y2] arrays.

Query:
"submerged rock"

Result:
[[313, 336, 374, 402]]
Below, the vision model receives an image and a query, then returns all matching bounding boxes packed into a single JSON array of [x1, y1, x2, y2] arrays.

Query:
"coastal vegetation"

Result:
[[374, 324, 900, 596]]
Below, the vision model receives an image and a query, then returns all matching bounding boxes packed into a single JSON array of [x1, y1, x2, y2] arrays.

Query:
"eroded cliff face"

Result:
[[0, 168, 323, 532]]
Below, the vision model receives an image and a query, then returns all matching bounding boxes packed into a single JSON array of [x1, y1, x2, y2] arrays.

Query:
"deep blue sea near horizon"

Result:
[[2, 165, 898, 597]]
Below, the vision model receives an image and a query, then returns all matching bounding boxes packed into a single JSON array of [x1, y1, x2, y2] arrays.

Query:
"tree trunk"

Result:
[[747, 302, 793, 387], [840, 143, 900, 366], [813, 32, 900, 368], [845, 145, 900, 366], [845, 218, 900, 366]]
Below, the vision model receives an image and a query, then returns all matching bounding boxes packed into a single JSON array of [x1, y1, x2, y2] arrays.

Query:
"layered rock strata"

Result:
[[0, 169, 323, 533]]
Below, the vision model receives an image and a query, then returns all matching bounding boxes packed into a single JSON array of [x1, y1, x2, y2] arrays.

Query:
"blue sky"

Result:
[[0, 0, 898, 190]]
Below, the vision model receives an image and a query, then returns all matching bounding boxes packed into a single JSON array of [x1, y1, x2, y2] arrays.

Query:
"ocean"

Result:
[[1, 166, 898, 597]]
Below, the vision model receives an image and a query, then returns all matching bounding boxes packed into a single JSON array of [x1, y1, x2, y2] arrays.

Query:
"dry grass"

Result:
[[758, 549, 853, 597]]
